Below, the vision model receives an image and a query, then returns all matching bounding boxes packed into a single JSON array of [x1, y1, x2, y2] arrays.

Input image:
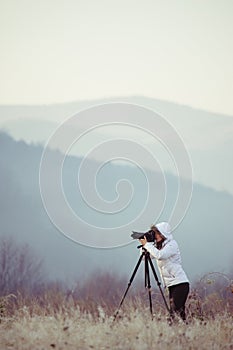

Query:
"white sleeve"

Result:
[[144, 241, 177, 260]]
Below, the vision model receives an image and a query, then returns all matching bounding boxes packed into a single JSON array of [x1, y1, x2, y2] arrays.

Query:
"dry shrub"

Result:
[[0, 271, 232, 323], [0, 271, 232, 349]]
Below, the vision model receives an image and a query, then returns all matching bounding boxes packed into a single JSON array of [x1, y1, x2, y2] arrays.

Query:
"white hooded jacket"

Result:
[[144, 222, 189, 288]]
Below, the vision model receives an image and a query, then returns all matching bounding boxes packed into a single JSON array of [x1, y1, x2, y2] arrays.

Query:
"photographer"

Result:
[[139, 222, 189, 321]]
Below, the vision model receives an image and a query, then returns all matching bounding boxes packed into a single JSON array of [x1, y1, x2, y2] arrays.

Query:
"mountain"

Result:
[[0, 131, 232, 285], [1, 96, 233, 195]]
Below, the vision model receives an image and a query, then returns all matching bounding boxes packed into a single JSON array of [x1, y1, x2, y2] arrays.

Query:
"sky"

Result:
[[0, 0, 233, 115]]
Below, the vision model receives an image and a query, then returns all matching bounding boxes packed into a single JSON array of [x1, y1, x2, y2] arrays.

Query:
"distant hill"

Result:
[[1, 96, 233, 195], [0, 131, 232, 284]]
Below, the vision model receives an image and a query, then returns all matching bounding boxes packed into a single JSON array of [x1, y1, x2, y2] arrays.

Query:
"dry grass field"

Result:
[[0, 290, 232, 350], [1, 237, 232, 349]]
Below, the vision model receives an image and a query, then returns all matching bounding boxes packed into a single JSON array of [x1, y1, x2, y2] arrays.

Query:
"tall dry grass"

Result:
[[0, 279, 232, 350], [1, 240, 232, 348], [0, 301, 232, 350]]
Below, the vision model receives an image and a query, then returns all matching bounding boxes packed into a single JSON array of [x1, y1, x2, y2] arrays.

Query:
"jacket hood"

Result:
[[155, 222, 172, 239]]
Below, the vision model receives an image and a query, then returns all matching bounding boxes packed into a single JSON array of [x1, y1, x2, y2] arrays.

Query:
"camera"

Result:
[[131, 229, 155, 242]]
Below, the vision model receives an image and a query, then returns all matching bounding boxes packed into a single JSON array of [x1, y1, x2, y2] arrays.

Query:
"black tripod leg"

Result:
[[145, 254, 153, 319], [113, 252, 144, 321], [147, 255, 171, 314]]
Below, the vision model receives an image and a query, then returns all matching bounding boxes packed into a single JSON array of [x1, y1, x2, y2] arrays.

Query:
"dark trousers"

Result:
[[168, 282, 189, 321]]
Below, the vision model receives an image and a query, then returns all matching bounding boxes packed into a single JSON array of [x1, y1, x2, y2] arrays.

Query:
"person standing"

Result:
[[139, 222, 190, 321]]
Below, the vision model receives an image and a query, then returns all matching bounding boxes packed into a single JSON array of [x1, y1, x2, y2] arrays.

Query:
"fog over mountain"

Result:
[[0, 131, 232, 285], [1, 96, 233, 195]]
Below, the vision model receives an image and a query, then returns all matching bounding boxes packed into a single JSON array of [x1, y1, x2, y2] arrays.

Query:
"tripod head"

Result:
[[137, 244, 151, 252]]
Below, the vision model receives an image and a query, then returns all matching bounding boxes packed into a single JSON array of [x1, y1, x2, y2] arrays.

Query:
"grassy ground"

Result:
[[0, 306, 232, 350]]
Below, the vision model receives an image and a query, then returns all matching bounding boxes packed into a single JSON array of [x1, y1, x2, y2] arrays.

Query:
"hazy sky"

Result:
[[1, 0, 233, 115]]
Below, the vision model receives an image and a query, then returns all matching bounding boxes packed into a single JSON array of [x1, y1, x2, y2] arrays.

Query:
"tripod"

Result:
[[114, 247, 171, 321]]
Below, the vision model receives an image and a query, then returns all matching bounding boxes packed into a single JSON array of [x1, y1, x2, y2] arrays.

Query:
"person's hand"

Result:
[[139, 236, 147, 246]]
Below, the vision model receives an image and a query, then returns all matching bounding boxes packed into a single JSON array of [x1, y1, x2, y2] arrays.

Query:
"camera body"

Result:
[[144, 230, 155, 242], [131, 229, 155, 242]]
